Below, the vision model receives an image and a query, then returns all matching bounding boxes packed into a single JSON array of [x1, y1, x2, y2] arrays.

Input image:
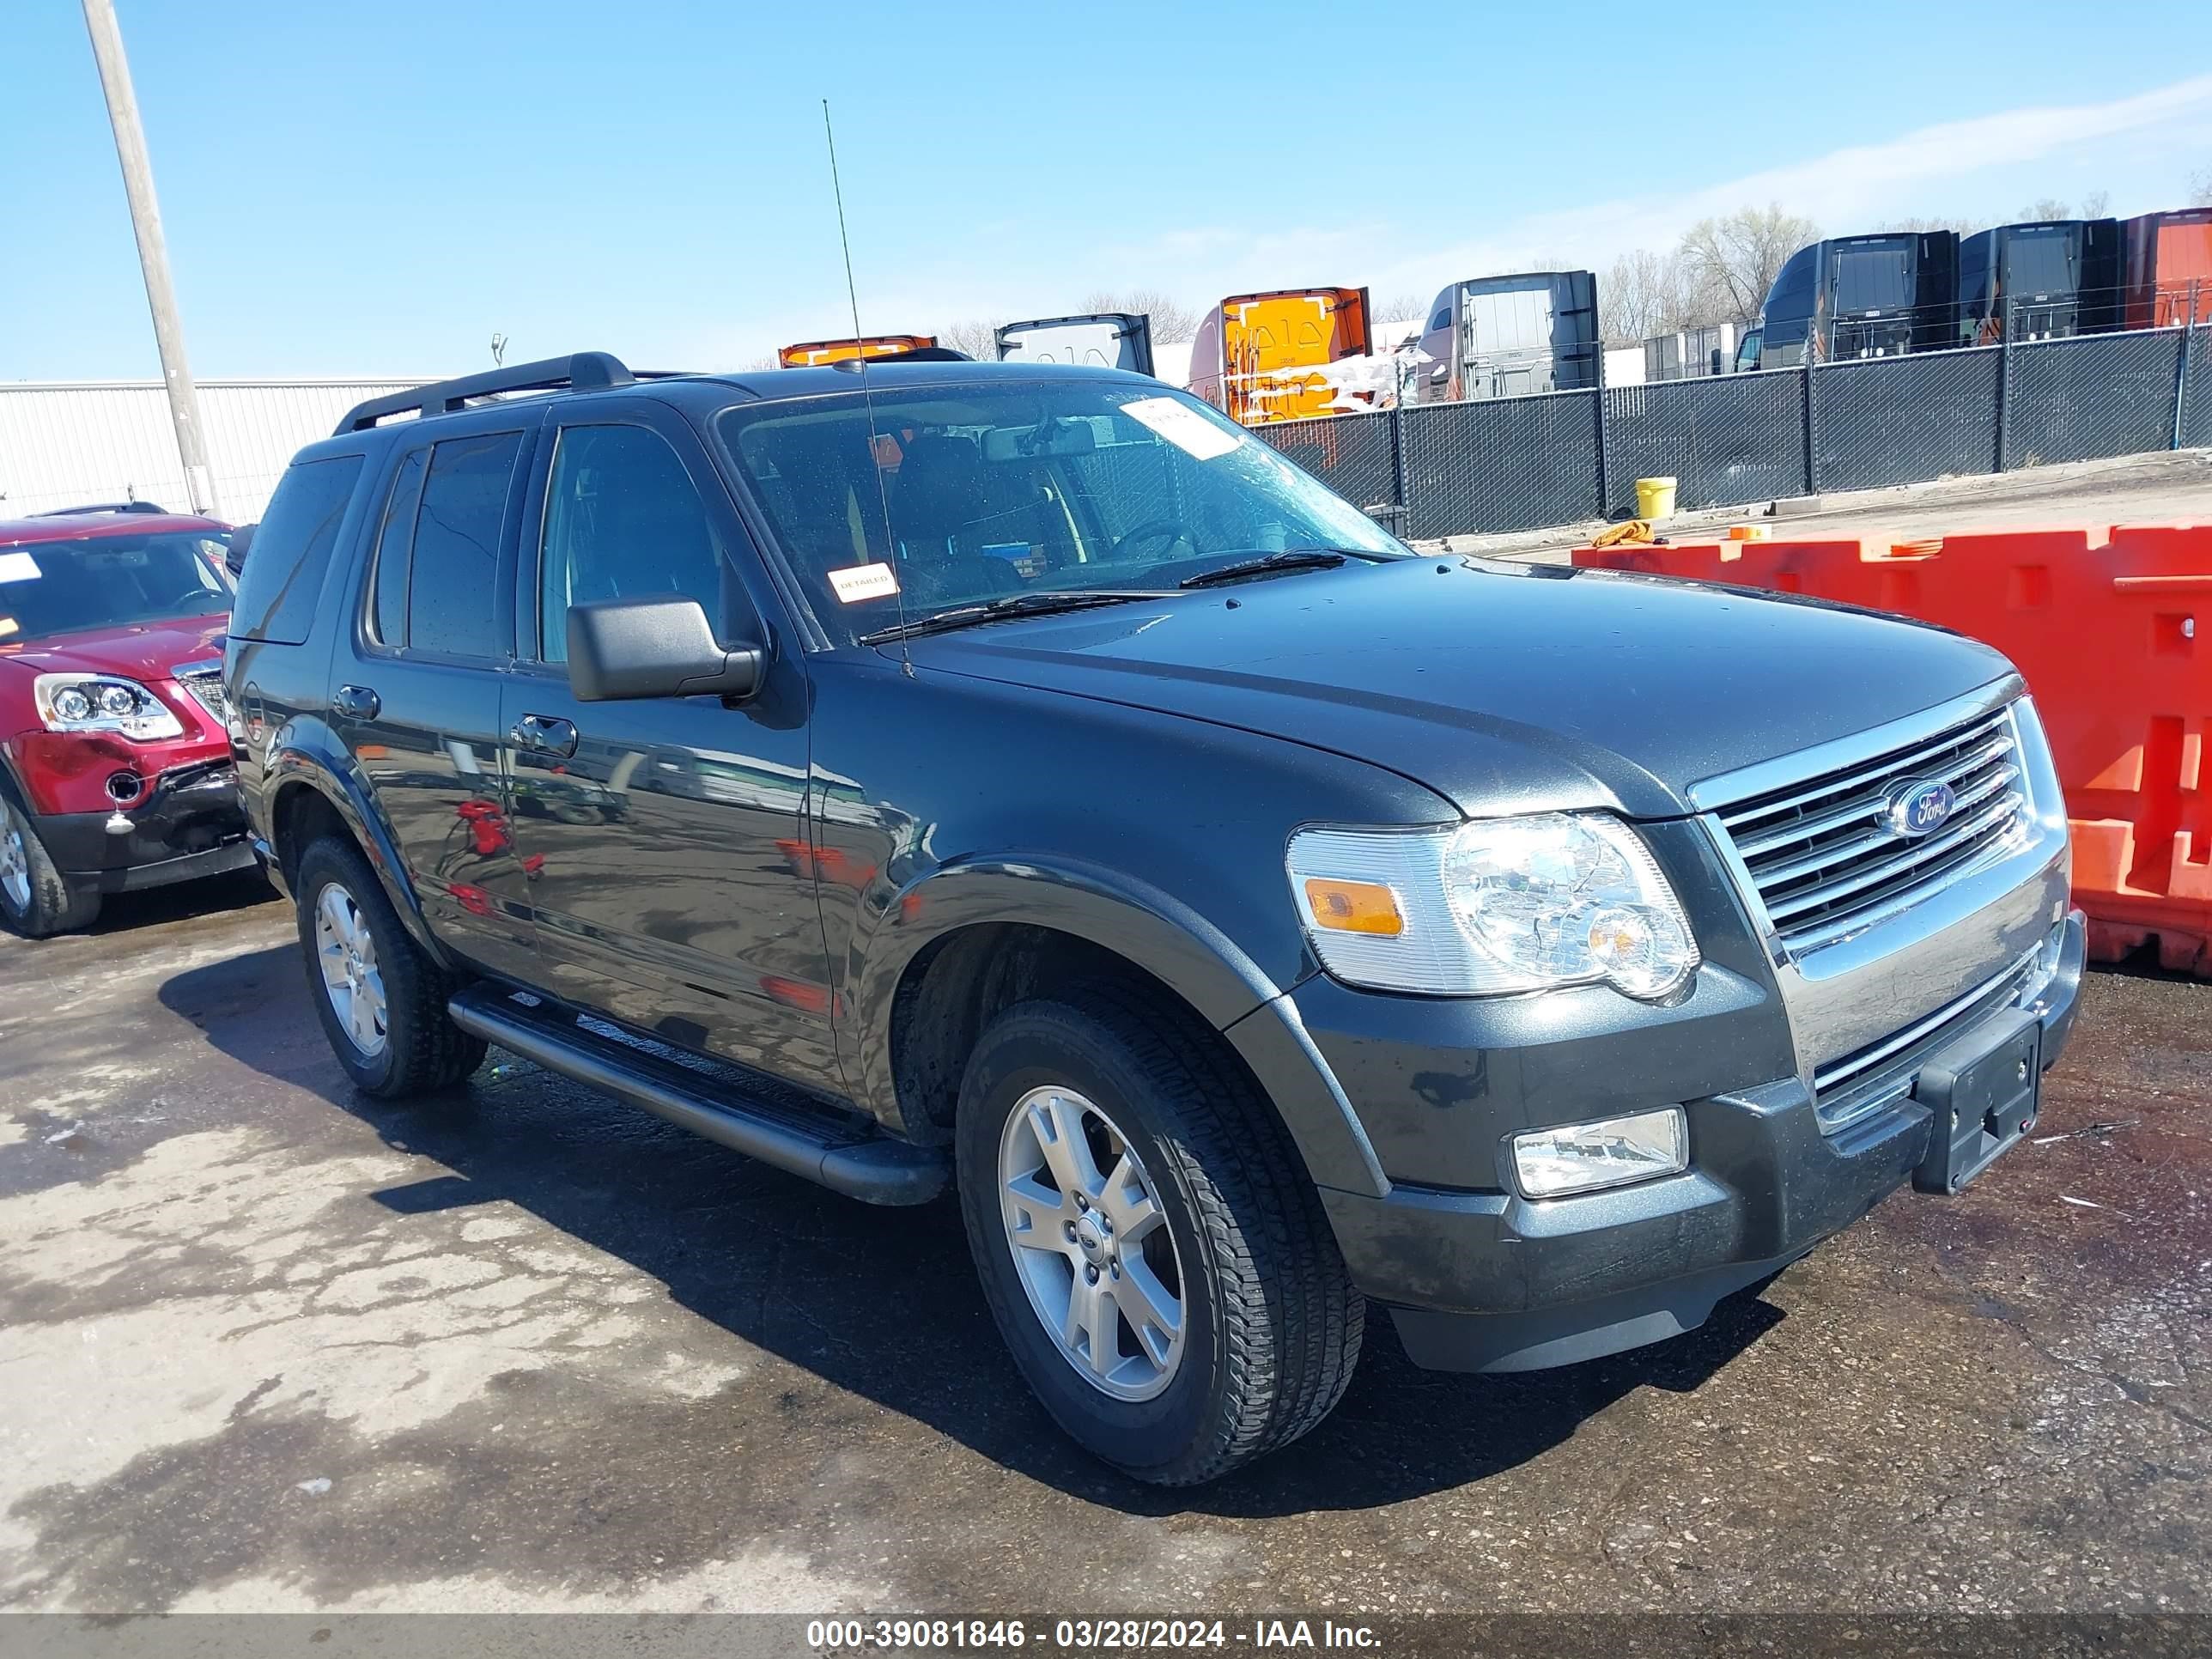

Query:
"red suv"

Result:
[[0, 504, 256, 936]]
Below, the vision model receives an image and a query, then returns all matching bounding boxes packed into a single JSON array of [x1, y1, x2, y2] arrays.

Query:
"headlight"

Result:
[[32, 673, 185, 741], [1286, 812, 1698, 998]]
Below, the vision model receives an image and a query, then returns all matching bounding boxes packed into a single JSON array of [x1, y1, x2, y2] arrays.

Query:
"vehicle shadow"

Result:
[[159, 944, 1785, 1519], [91, 867, 282, 934]]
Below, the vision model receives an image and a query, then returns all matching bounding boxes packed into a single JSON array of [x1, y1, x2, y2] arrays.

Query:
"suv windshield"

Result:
[[715, 380, 1407, 641], [0, 531, 231, 646]]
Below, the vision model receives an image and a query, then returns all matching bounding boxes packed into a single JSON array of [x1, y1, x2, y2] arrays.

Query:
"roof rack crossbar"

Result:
[[30, 500, 169, 517], [333, 351, 638, 434]]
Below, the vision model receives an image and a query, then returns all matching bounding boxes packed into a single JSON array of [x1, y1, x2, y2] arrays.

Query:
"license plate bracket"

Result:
[[1910, 1009, 2043, 1194]]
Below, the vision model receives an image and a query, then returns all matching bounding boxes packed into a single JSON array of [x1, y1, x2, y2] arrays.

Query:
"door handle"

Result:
[[334, 684, 380, 720], [510, 714, 580, 758]]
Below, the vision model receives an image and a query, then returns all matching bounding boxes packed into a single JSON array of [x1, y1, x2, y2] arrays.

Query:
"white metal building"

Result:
[[5, 334, 1638, 520], [0, 379, 426, 525]]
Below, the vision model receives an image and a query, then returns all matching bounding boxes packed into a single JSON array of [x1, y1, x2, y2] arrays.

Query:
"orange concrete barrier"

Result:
[[1573, 526, 2212, 975]]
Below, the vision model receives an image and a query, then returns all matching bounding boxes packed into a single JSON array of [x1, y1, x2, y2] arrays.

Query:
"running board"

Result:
[[447, 985, 949, 1206]]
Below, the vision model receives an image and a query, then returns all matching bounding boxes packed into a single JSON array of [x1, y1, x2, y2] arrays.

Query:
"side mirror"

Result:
[[224, 523, 256, 578], [565, 595, 765, 702]]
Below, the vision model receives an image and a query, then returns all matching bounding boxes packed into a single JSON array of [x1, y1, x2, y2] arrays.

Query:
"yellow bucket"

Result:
[[1635, 476, 1678, 520]]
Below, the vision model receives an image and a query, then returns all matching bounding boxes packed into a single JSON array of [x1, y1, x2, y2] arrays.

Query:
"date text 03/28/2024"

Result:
[[805, 1618, 1382, 1650]]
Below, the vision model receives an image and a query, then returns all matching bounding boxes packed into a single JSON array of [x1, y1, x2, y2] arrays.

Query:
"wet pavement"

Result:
[[0, 876, 2205, 1616]]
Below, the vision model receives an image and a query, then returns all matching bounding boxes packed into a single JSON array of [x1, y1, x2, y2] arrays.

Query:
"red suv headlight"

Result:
[[33, 672, 185, 741]]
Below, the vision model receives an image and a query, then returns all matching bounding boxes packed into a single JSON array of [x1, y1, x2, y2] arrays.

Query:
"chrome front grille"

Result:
[[172, 660, 228, 727], [1810, 943, 2043, 1130], [1717, 706, 2028, 954]]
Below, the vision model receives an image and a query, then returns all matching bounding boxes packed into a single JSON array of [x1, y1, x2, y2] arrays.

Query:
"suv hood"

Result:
[[0, 614, 228, 684], [899, 559, 2014, 820]]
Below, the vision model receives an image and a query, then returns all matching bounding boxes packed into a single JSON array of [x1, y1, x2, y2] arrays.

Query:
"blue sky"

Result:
[[4, 0, 2209, 380]]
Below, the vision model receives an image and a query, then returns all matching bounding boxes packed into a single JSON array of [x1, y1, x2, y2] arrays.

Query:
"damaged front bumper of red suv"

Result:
[[6, 731, 256, 896]]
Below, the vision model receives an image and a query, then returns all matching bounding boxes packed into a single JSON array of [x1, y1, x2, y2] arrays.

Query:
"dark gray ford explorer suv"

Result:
[[228, 351, 2083, 1485]]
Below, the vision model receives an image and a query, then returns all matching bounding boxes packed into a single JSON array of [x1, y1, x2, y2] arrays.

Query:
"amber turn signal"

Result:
[[1302, 878, 1404, 936]]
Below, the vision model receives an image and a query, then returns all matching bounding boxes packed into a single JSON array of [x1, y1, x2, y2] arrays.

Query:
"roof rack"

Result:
[[31, 500, 169, 517], [333, 350, 644, 435]]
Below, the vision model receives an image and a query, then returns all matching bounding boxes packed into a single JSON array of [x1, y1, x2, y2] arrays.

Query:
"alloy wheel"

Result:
[[0, 802, 31, 915], [314, 881, 388, 1058], [998, 1085, 1187, 1401]]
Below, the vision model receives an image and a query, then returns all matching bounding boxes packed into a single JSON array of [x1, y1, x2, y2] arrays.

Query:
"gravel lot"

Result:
[[0, 871, 2205, 1621]]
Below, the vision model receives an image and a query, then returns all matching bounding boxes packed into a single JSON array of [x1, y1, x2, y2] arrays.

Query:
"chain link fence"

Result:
[[2003, 329, 2186, 470], [1601, 370, 1805, 520], [1255, 411, 1399, 520], [1400, 392, 1604, 538], [2185, 328, 2212, 453], [1255, 319, 2210, 542], [1814, 346, 2002, 492]]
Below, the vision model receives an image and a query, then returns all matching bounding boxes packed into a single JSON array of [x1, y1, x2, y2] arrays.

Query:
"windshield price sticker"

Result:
[[0, 552, 43, 583], [1121, 397, 1243, 461], [828, 562, 901, 603]]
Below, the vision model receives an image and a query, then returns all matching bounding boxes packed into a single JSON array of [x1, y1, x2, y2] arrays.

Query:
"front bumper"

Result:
[[1312, 908, 2087, 1373], [32, 760, 257, 894]]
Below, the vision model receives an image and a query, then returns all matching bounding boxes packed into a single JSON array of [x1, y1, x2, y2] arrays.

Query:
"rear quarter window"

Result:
[[229, 454, 365, 644], [404, 430, 524, 659]]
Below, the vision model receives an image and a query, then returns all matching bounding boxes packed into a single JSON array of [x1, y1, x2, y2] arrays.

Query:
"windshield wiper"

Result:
[[1177, 546, 1405, 589], [1177, 550, 1353, 589], [858, 587, 1174, 647]]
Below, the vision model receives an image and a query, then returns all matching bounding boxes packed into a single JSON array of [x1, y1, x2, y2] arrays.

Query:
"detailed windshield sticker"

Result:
[[827, 561, 900, 603], [0, 552, 42, 583], [1121, 398, 1243, 461]]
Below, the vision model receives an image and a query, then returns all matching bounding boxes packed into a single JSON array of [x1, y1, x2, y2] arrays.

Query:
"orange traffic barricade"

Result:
[[1572, 526, 2211, 975]]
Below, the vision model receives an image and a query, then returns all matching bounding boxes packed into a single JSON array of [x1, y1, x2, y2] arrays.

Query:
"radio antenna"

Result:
[[823, 98, 913, 674]]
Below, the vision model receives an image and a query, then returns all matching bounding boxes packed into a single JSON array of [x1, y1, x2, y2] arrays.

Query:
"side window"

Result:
[[406, 429, 524, 659], [367, 447, 427, 647], [537, 424, 732, 664], [228, 454, 363, 644]]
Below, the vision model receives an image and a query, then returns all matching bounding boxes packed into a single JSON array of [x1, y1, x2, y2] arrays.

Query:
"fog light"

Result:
[[1512, 1107, 1688, 1198]]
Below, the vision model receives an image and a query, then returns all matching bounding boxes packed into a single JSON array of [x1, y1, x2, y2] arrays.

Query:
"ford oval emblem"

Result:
[[1887, 779, 1956, 838]]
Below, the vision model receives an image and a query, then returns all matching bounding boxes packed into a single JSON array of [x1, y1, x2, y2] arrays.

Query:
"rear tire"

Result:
[[0, 791, 100, 939], [295, 836, 486, 1098], [955, 984, 1364, 1486]]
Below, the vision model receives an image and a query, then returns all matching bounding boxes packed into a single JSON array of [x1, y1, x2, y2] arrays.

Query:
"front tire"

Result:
[[294, 836, 486, 1098], [0, 792, 100, 939], [956, 986, 1364, 1486]]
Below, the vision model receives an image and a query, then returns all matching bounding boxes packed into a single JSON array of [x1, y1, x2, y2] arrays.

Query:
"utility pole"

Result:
[[79, 0, 217, 516]]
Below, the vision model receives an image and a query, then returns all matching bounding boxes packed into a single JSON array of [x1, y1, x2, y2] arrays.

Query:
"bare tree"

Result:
[[2190, 170, 2212, 208], [1601, 247, 1699, 343], [1079, 289, 1200, 343], [1876, 215, 1985, 235], [1679, 204, 1820, 326], [2009, 191, 2108, 222], [1377, 292, 1430, 323], [933, 317, 1010, 360]]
